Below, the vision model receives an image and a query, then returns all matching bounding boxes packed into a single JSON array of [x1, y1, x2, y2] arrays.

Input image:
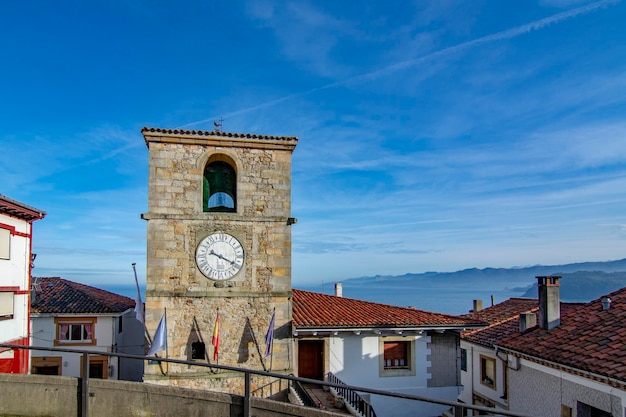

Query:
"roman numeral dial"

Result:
[[195, 232, 245, 281]]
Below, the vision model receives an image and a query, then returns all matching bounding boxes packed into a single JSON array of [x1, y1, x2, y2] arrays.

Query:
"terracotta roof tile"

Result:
[[498, 287, 626, 382], [461, 298, 581, 348], [293, 289, 485, 329], [31, 277, 135, 315], [141, 127, 298, 142]]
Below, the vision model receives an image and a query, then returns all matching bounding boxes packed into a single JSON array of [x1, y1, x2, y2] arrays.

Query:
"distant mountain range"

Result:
[[342, 258, 626, 303]]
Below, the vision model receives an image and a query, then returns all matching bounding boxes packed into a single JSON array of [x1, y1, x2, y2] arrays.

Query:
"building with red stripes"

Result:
[[0, 194, 45, 374]]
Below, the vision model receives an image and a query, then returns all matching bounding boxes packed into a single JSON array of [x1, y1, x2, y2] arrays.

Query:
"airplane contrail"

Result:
[[181, 0, 618, 129]]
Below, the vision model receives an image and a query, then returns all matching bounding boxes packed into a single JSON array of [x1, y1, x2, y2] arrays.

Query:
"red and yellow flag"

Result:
[[212, 312, 220, 361]]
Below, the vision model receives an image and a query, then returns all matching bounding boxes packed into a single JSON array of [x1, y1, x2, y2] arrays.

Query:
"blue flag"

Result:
[[148, 314, 167, 356], [264, 310, 275, 358]]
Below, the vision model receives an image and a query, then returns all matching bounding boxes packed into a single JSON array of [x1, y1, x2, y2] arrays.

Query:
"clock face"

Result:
[[195, 232, 244, 281]]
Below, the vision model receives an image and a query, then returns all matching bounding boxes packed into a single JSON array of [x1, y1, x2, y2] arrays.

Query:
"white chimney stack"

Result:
[[335, 283, 343, 298]]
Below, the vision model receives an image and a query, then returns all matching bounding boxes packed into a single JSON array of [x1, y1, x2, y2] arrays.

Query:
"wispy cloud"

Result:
[[184, 0, 618, 130]]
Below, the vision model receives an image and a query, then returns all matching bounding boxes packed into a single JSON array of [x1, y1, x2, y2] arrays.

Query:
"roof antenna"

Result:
[[213, 117, 223, 133]]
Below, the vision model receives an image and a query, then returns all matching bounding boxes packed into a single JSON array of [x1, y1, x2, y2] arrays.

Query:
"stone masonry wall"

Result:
[[142, 133, 296, 391]]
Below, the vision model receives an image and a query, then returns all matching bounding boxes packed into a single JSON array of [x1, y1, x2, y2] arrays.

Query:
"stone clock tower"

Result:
[[141, 127, 298, 392]]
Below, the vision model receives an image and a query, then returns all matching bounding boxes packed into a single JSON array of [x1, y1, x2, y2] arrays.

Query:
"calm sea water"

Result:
[[103, 282, 529, 316], [298, 282, 528, 315]]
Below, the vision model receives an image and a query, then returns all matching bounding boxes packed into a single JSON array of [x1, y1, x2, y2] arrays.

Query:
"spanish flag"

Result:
[[212, 311, 220, 362]]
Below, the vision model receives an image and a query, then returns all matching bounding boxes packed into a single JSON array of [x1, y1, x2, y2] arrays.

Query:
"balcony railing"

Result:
[[0, 343, 536, 417], [326, 372, 376, 417]]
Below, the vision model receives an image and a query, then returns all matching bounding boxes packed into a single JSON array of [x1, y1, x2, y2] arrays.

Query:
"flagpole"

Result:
[[212, 308, 220, 367], [164, 307, 169, 374], [131, 263, 152, 342], [263, 308, 275, 372], [248, 318, 267, 372], [269, 308, 275, 371]]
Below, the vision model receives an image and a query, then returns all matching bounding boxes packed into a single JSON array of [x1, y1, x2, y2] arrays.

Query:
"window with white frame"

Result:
[[55, 318, 97, 345], [0, 227, 10, 259], [0, 291, 14, 319]]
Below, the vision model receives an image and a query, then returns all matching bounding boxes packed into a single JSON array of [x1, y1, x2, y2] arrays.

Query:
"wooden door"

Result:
[[298, 340, 324, 380]]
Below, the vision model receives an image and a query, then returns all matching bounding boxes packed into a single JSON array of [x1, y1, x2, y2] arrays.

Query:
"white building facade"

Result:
[[30, 277, 144, 381], [293, 288, 485, 417], [0, 194, 45, 374], [505, 358, 626, 417]]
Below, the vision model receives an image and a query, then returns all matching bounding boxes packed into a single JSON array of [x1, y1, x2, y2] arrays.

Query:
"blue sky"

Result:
[[2, 0, 626, 290]]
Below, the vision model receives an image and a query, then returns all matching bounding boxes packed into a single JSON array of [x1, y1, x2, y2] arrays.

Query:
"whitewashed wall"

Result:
[[0, 213, 31, 345], [458, 340, 508, 410], [327, 333, 461, 417], [30, 315, 118, 378]]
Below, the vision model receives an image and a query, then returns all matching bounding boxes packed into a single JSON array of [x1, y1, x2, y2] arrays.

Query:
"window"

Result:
[[384, 341, 409, 369], [55, 317, 97, 346], [379, 338, 416, 377], [577, 402, 611, 417], [0, 227, 10, 259], [0, 291, 14, 320], [480, 355, 496, 389], [191, 341, 206, 360], [460, 348, 467, 372], [203, 160, 236, 212], [31, 356, 62, 376], [80, 355, 108, 379], [562, 405, 572, 417]]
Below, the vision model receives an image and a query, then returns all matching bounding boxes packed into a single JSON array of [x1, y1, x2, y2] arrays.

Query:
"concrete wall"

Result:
[[427, 332, 459, 387], [508, 359, 626, 417], [115, 309, 145, 381], [0, 373, 345, 417]]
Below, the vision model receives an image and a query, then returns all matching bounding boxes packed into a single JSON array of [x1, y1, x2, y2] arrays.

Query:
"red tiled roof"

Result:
[[0, 194, 46, 222], [141, 127, 298, 142], [293, 289, 485, 329], [498, 287, 626, 382], [31, 277, 135, 315], [463, 298, 538, 324], [461, 298, 581, 348], [461, 298, 538, 347]]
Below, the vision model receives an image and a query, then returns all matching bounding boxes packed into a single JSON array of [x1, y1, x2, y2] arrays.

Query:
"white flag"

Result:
[[148, 314, 167, 356]]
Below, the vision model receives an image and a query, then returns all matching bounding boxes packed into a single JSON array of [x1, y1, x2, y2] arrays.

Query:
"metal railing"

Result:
[[0, 343, 535, 417], [252, 377, 288, 399], [326, 372, 376, 417], [290, 378, 324, 409]]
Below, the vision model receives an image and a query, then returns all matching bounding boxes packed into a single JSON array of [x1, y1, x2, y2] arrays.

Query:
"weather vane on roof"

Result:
[[213, 117, 224, 133]]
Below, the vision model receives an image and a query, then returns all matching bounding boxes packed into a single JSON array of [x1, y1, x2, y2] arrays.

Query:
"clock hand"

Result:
[[209, 250, 236, 265]]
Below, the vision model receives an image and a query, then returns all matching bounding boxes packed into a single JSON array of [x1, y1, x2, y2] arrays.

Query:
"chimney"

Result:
[[473, 299, 483, 312], [537, 276, 560, 330], [334, 283, 343, 298], [519, 312, 537, 332], [601, 297, 611, 311]]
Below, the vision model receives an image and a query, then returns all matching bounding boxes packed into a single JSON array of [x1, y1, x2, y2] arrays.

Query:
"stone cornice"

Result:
[[142, 127, 298, 152]]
